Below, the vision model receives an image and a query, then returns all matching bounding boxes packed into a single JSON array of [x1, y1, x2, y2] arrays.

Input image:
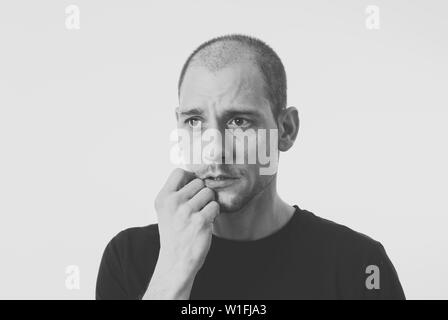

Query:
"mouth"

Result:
[[202, 174, 239, 189]]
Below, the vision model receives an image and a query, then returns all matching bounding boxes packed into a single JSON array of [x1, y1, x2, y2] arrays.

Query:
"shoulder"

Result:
[[106, 224, 161, 262], [97, 224, 160, 300], [112, 224, 160, 245], [111, 223, 160, 248], [294, 208, 405, 299], [295, 208, 385, 259]]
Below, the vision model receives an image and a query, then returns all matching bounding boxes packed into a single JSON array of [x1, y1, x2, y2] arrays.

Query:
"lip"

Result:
[[203, 175, 239, 189]]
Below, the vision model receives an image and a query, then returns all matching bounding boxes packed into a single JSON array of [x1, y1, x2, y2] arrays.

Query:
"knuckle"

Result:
[[170, 192, 181, 203], [173, 214, 187, 229], [178, 202, 193, 215], [194, 215, 207, 226], [155, 192, 179, 212]]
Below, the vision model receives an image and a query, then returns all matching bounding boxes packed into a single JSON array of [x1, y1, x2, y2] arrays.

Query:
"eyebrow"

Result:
[[221, 109, 262, 119], [176, 106, 263, 118], [176, 108, 204, 117]]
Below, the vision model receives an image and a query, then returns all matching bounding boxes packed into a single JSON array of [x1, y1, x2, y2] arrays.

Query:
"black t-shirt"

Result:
[[96, 206, 405, 299]]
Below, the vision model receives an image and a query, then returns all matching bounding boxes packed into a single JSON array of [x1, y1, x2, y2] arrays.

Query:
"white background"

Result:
[[0, 0, 447, 299]]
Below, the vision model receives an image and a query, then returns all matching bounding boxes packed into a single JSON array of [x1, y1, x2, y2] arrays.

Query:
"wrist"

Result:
[[143, 251, 198, 300], [157, 249, 200, 276]]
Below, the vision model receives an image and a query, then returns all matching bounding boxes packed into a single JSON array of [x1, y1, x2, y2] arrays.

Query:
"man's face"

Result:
[[177, 62, 279, 212]]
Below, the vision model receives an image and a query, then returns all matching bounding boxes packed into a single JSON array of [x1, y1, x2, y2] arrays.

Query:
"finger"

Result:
[[188, 187, 215, 212], [199, 201, 220, 223], [161, 168, 196, 193], [178, 178, 204, 200]]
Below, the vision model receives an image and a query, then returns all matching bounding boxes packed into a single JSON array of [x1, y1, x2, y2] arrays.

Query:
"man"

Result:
[[96, 34, 405, 300]]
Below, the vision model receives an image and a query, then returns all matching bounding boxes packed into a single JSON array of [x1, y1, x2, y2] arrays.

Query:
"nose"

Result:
[[202, 127, 227, 165]]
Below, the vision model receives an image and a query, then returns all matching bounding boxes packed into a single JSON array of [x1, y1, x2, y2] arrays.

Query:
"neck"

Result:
[[212, 176, 295, 241]]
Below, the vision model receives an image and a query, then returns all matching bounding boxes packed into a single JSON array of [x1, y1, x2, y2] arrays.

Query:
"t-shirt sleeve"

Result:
[[96, 234, 128, 300], [362, 241, 406, 300]]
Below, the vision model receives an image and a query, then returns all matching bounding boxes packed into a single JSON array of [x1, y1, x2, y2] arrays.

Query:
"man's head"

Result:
[[176, 34, 299, 213]]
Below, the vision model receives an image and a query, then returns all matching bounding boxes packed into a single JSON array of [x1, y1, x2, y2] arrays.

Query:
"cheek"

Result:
[[243, 165, 272, 191], [255, 134, 266, 161], [232, 129, 274, 166], [247, 132, 259, 160], [237, 166, 257, 188], [177, 131, 202, 166], [231, 130, 258, 164]]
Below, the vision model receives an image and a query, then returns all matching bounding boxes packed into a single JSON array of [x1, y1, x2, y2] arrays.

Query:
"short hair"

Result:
[[178, 34, 287, 118]]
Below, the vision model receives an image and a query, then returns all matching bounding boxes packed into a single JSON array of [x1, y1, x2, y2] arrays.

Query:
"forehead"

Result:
[[179, 62, 271, 114]]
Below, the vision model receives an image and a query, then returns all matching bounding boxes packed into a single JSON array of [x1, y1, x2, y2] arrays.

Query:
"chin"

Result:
[[214, 189, 248, 213]]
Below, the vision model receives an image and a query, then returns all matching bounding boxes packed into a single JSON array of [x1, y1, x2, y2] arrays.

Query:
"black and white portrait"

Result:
[[1, 1, 447, 302]]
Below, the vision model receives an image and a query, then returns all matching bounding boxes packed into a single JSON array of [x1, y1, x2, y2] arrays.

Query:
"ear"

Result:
[[277, 106, 299, 152]]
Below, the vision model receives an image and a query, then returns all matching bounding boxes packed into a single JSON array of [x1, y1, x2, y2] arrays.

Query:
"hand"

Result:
[[143, 168, 220, 299], [155, 168, 220, 273]]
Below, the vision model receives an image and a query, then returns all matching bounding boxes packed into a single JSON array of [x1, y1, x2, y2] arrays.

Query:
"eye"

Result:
[[186, 117, 202, 129], [228, 117, 250, 128]]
